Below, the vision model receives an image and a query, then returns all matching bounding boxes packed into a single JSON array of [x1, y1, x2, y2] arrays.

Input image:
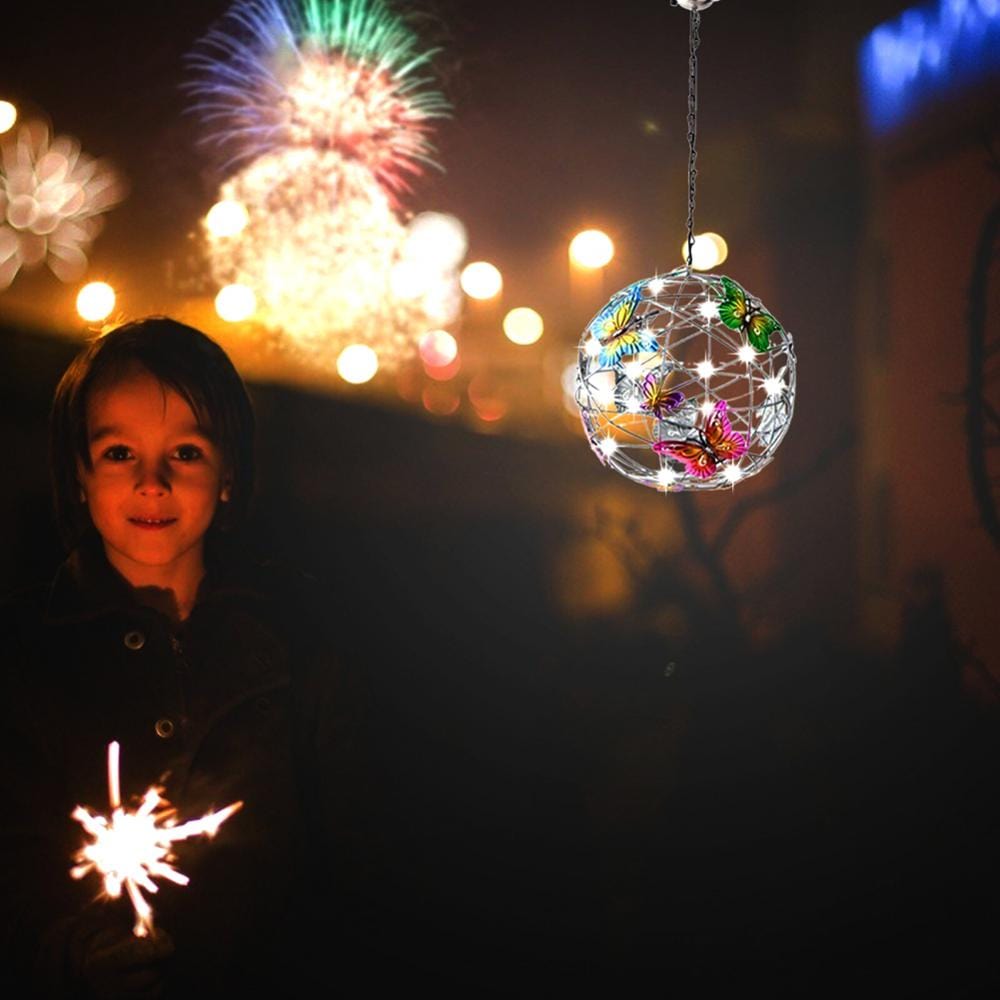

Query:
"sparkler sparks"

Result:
[[70, 741, 242, 939]]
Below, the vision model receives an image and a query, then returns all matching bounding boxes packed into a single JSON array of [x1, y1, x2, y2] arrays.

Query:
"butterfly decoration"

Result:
[[717, 276, 782, 353], [590, 283, 659, 367], [652, 399, 747, 479], [639, 371, 685, 419]]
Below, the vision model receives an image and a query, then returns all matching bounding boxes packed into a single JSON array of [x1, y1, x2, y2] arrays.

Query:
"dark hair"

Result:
[[49, 317, 256, 550]]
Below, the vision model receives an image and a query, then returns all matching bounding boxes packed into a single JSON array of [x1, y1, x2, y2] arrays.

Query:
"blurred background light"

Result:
[[337, 344, 379, 384], [0, 101, 16, 135], [404, 212, 468, 271], [205, 199, 249, 238], [214, 283, 256, 322], [419, 329, 458, 367], [460, 260, 503, 300], [76, 281, 116, 323], [682, 232, 729, 270], [503, 306, 544, 345], [569, 229, 614, 269]]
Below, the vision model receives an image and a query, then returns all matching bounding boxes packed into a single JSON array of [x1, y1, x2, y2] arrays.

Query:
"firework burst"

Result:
[[187, 0, 449, 200], [0, 121, 122, 289]]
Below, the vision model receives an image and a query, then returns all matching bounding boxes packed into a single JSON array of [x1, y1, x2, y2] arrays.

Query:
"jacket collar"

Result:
[[43, 531, 267, 625]]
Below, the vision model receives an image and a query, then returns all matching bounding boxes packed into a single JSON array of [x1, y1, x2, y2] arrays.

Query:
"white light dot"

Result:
[[214, 284, 256, 322], [764, 376, 786, 397], [418, 329, 458, 367], [76, 282, 116, 323], [598, 436, 618, 457], [647, 277, 666, 295], [723, 465, 743, 484], [584, 337, 602, 358], [696, 360, 716, 380], [569, 229, 614, 269], [657, 466, 678, 487], [699, 299, 719, 320], [700, 398, 716, 417], [390, 260, 431, 300], [622, 360, 643, 380], [594, 384, 616, 408], [503, 307, 544, 346], [337, 344, 379, 384], [738, 344, 757, 363], [460, 261, 502, 299], [0, 101, 16, 135], [205, 200, 249, 238]]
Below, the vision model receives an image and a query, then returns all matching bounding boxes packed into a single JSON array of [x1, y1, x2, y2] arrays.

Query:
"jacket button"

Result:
[[154, 718, 175, 739], [123, 630, 145, 651]]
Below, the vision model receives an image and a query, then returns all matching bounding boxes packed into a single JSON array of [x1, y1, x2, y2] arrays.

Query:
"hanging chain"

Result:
[[685, 8, 701, 268]]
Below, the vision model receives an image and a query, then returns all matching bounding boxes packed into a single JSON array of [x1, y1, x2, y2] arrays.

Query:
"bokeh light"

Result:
[[569, 229, 614, 269], [205, 199, 249, 238], [419, 329, 458, 367], [503, 307, 544, 346], [460, 260, 502, 300], [337, 343, 379, 384], [76, 281, 116, 323], [214, 283, 256, 322], [0, 101, 16, 135], [404, 212, 467, 270], [681, 232, 729, 270]]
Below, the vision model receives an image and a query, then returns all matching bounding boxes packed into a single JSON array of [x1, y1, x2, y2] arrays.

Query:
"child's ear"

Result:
[[219, 481, 232, 503]]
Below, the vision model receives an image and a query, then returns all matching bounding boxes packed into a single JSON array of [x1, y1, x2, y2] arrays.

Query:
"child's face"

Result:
[[78, 369, 230, 576]]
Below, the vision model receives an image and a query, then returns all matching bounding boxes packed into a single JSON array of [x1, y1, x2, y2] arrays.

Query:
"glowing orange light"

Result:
[[460, 261, 502, 300], [76, 282, 116, 323], [569, 229, 614, 269], [503, 307, 543, 346], [418, 329, 458, 367]]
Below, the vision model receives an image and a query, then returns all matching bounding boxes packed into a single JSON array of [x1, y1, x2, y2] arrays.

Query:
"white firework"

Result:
[[0, 121, 122, 289]]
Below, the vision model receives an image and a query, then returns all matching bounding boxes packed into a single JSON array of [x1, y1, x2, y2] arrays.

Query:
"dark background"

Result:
[[2, 0, 999, 991]]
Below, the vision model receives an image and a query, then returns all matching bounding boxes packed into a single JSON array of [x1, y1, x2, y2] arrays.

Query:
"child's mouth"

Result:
[[128, 517, 177, 530]]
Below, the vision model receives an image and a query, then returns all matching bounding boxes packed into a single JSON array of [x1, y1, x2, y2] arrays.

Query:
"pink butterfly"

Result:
[[652, 399, 747, 479]]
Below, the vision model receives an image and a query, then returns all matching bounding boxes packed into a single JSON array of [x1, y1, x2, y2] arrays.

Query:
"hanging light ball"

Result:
[[575, 268, 796, 491]]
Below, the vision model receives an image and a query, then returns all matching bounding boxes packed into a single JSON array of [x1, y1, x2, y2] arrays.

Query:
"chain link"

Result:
[[685, 9, 701, 268]]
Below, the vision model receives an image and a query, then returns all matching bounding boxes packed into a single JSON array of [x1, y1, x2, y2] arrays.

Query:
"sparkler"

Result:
[[70, 741, 243, 939]]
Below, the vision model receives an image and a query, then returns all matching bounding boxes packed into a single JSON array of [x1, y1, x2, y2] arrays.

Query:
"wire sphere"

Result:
[[575, 268, 796, 492]]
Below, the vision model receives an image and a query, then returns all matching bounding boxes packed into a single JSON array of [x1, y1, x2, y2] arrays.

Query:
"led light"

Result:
[[723, 465, 742, 484], [764, 375, 786, 397], [698, 299, 719, 320], [503, 307, 543, 345], [700, 398, 715, 417], [584, 338, 602, 358], [594, 384, 616, 408], [337, 344, 379, 384], [0, 101, 16, 135], [76, 282, 116, 323], [622, 360, 644, 380], [696, 359, 716, 380], [647, 276, 666, 295], [598, 436, 618, 457], [460, 261, 502, 299], [570, 229, 614, 269], [657, 466, 678, 487], [205, 200, 249, 238], [419, 329, 458, 367], [738, 344, 757, 363], [214, 284, 256, 322]]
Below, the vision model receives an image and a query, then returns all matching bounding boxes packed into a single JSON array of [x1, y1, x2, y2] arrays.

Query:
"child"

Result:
[[0, 318, 362, 996]]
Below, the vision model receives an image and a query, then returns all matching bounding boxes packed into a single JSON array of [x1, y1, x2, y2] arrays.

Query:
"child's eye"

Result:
[[173, 444, 203, 462], [102, 445, 133, 462]]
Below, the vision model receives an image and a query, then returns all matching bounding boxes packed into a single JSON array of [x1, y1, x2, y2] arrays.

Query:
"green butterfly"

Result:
[[717, 276, 782, 353]]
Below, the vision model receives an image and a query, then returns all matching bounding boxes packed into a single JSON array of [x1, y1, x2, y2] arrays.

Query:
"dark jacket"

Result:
[[0, 533, 364, 995]]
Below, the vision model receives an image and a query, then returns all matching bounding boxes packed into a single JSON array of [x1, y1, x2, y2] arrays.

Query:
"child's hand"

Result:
[[70, 917, 174, 999]]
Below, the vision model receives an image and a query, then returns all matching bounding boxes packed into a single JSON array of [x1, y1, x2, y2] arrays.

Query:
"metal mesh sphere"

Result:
[[575, 268, 796, 491]]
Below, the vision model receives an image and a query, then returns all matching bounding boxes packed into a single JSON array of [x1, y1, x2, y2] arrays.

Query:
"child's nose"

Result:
[[135, 463, 171, 495]]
